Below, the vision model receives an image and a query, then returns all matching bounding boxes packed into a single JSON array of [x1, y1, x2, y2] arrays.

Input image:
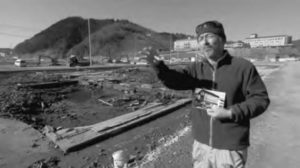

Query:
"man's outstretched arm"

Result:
[[141, 47, 211, 90]]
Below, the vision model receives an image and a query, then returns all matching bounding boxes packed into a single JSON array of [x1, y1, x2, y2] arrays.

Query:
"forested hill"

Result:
[[14, 16, 191, 59]]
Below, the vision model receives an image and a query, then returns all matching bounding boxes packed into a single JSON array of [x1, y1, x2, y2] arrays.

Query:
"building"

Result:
[[0, 48, 13, 57], [174, 38, 248, 51], [243, 34, 292, 48], [174, 37, 198, 51]]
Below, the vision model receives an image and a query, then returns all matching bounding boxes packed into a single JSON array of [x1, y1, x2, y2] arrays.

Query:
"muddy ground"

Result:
[[0, 66, 191, 168], [0, 63, 282, 168], [0, 67, 189, 130]]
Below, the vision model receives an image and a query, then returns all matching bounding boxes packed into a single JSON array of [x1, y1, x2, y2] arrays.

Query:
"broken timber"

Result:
[[45, 98, 192, 153]]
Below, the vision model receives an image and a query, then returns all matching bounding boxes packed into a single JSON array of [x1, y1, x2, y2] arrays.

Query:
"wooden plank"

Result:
[[45, 98, 191, 153], [17, 80, 78, 89]]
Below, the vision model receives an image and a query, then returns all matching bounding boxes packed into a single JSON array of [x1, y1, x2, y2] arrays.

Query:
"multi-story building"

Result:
[[174, 38, 248, 51], [174, 33, 292, 50], [174, 37, 198, 51], [243, 34, 292, 48]]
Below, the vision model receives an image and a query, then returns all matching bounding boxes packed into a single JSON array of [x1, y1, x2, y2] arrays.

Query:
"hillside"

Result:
[[14, 17, 191, 60]]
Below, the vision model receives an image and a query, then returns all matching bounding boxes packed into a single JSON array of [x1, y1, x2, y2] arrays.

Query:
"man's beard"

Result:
[[201, 47, 215, 58]]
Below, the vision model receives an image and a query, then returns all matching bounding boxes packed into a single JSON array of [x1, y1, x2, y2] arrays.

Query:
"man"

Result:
[[142, 21, 270, 168]]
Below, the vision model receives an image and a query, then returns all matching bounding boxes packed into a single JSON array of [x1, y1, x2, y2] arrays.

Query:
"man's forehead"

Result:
[[198, 32, 218, 37]]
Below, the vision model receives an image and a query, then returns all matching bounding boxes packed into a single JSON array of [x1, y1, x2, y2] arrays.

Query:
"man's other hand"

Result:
[[207, 105, 232, 120]]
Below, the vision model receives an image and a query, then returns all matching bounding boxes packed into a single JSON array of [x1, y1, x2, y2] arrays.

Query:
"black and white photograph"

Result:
[[0, 0, 300, 167]]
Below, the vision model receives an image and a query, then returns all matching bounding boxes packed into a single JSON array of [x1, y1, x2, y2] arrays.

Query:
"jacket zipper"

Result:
[[209, 66, 216, 146]]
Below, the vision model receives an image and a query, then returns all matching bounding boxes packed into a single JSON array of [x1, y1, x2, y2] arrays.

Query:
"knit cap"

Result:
[[195, 21, 226, 42]]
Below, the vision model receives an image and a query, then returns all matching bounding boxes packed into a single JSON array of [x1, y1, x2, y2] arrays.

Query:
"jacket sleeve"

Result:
[[231, 65, 270, 122], [151, 61, 200, 90]]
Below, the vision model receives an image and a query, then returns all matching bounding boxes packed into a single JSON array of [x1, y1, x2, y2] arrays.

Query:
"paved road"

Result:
[[0, 118, 51, 168], [0, 62, 280, 73], [0, 64, 137, 73]]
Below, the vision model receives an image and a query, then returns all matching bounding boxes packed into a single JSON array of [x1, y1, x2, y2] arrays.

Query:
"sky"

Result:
[[1, 0, 300, 48]]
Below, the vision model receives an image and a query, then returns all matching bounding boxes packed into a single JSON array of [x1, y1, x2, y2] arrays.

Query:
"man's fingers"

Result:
[[140, 46, 162, 65], [139, 49, 151, 57], [142, 46, 151, 52], [210, 105, 218, 110], [206, 109, 214, 116], [154, 56, 161, 61]]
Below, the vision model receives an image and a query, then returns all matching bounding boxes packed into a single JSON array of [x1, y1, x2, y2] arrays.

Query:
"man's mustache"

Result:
[[202, 46, 214, 50]]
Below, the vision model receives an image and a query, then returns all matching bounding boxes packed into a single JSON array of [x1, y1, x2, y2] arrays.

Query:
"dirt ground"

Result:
[[0, 67, 189, 130], [0, 62, 287, 168]]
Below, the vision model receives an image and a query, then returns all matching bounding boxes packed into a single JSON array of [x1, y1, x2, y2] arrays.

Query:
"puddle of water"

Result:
[[67, 85, 121, 104], [67, 87, 93, 103], [43, 85, 127, 128]]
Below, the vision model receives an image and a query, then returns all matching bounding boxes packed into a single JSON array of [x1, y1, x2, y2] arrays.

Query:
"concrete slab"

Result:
[[247, 62, 300, 168]]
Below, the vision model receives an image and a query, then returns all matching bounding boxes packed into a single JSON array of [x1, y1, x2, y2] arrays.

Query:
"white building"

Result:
[[0, 48, 13, 57], [174, 38, 247, 51], [174, 37, 198, 51], [243, 34, 292, 48]]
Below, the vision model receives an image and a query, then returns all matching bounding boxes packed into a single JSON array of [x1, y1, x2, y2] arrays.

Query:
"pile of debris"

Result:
[[0, 72, 78, 130]]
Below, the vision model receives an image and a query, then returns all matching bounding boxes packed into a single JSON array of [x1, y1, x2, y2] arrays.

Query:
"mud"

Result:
[[0, 67, 190, 131]]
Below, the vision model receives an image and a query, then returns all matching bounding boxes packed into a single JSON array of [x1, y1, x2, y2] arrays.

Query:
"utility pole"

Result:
[[134, 35, 136, 57], [169, 34, 172, 63], [88, 18, 92, 66]]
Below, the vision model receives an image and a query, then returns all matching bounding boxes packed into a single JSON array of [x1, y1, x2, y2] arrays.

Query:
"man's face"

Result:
[[197, 33, 225, 60]]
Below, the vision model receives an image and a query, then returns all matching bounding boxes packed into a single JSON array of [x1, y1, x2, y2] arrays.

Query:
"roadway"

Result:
[[0, 64, 141, 73]]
